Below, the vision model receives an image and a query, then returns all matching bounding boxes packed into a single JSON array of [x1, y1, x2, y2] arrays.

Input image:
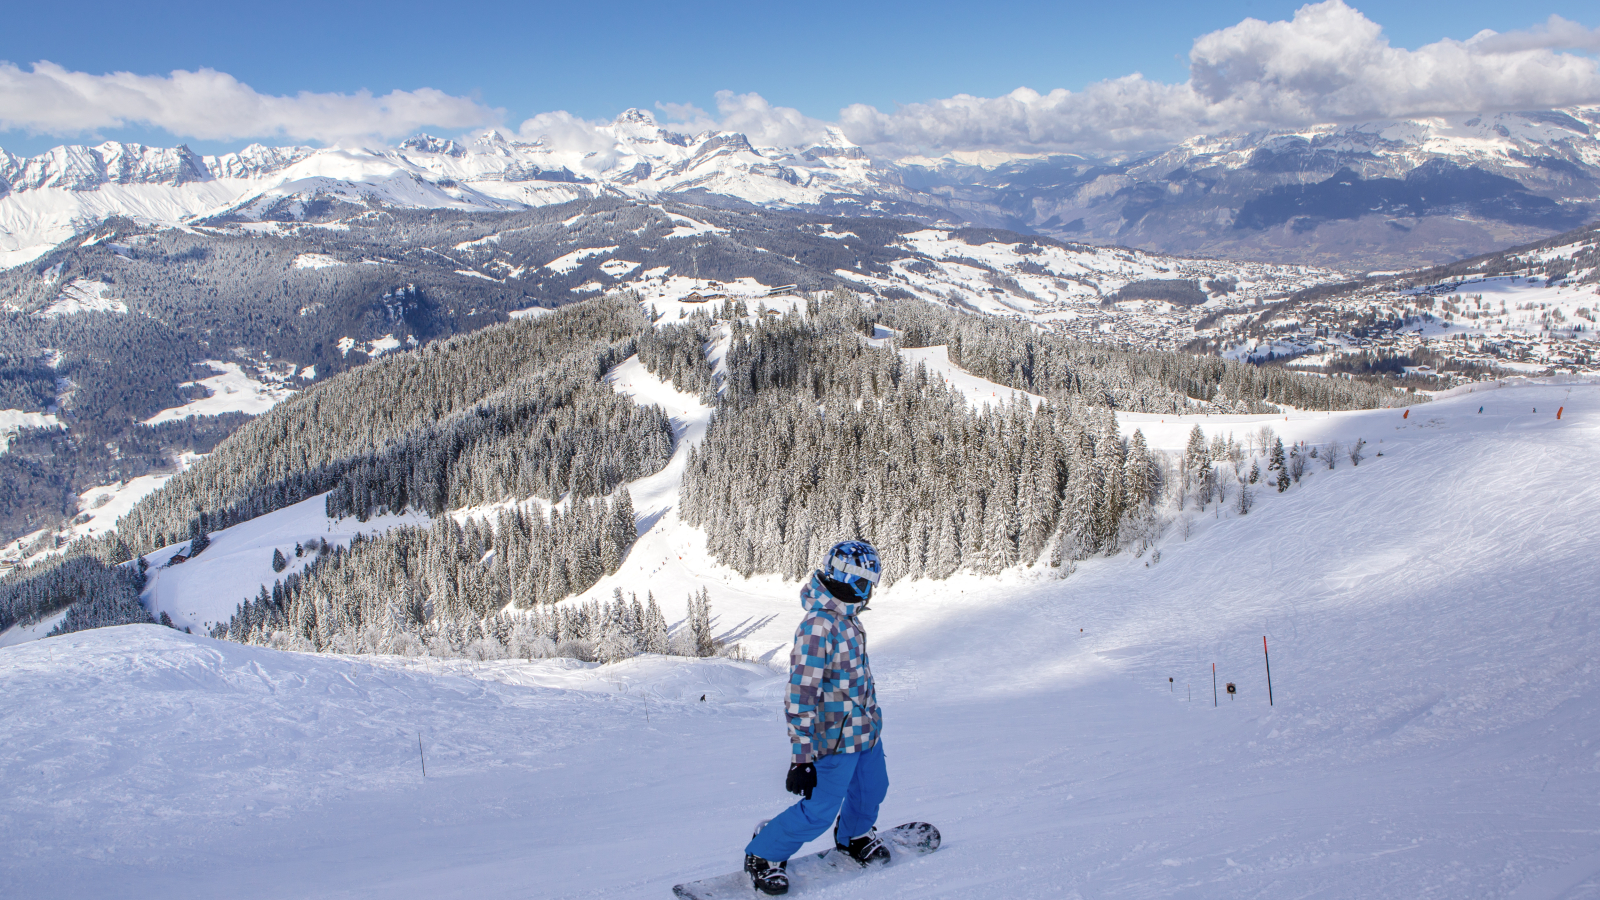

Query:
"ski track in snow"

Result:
[[2, 368, 1598, 897]]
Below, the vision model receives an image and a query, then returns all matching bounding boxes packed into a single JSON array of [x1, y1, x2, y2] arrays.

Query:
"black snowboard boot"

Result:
[[744, 854, 789, 896], [834, 826, 891, 867]]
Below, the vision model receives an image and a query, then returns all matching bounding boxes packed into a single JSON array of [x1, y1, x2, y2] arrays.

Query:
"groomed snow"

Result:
[[3, 364, 1598, 897], [899, 345, 1045, 410], [0, 609, 67, 647], [141, 361, 295, 425]]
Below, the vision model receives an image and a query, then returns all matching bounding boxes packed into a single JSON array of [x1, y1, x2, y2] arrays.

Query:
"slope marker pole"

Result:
[[1263, 636, 1274, 706], [418, 732, 427, 778], [1212, 663, 1218, 708]]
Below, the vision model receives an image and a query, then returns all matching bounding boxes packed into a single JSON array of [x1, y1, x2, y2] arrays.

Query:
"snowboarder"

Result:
[[744, 540, 889, 895]]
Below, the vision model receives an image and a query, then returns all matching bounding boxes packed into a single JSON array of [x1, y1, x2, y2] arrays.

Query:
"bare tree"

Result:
[[1349, 438, 1367, 467], [1256, 425, 1277, 456], [1325, 440, 1341, 470]]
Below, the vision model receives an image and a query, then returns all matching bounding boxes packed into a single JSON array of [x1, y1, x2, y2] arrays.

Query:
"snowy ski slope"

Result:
[[2, 363, 1598, 897]]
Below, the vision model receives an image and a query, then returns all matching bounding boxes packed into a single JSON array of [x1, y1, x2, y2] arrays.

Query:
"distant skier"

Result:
[[744, 540, 889, 895]]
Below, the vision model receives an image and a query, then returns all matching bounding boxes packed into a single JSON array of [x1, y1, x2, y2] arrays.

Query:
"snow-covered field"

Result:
[[0, 408, 62, 453], [1411, 274, 1600, 343], [38, 277, 129, 317], [140, 494, 431, 635], [0, 457, 202, 575], [2, 357, 1597, 897], [142, 361, 296, 425]]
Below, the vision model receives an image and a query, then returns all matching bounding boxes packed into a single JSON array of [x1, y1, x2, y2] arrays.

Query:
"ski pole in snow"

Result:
[[1263, 636, 1274, 706], [418, 733, 427, 778], [1212, 664, 1218, 707]]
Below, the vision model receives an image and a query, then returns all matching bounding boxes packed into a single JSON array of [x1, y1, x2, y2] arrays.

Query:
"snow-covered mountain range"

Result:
[[5, 107, 1599, 271], [0, 111, 891, 269]]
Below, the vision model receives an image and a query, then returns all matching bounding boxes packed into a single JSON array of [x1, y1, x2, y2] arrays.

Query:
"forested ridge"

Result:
[[111, 295, 664, 553], [220, 493, 643, 655], [0, 197, 896, 544], [0, 296, 670, 633], [675, 296, 1156, 583], [3, 289, 1408, 649], [879, 300, 1413, 413], [668, 294, 1405, 585]]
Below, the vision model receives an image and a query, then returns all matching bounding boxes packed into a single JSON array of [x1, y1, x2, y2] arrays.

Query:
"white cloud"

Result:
[[1189, 1, 1600, 122], [654, 101, 709, 123], [0, 61, 500, 146], [1471, 15, 1600, 54], [708, 91, 831, 148], [7, 3, 1597, 159], [837, 1, 1600, 154], [512, 92, 830, 173], [649, 93, 831, 147]]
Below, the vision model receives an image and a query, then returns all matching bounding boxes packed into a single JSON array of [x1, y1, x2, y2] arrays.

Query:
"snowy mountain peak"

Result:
[[0, 142, 211, 192], [204, 144, 316, 180], [1151, 107, 1600, 178], [398, 134, 467, 157], [613, 108, 658, 127]]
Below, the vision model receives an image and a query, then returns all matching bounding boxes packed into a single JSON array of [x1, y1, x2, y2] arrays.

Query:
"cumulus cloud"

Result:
[[1189, 1, 1600, 121], [709, 91, 831, 148], [649, 93, 831, 147], [0, 61, 500, 145], [839, 1, 1600, 154]]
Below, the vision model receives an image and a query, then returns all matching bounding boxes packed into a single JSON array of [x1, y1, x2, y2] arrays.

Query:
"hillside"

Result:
[[1198, 220, 1600, 382], [1, 378, 1595, 898], [0, 202, 1342, 553]]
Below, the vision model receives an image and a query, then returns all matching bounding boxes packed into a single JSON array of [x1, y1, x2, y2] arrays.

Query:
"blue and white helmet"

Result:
[[820, 540, 882, 603]]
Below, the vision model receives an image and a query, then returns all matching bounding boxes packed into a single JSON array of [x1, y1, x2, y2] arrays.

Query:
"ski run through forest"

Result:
[[2, 289, 1598, 898]]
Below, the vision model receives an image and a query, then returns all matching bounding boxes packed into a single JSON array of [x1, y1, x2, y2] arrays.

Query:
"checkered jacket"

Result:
[[787, 573, 881, 763]]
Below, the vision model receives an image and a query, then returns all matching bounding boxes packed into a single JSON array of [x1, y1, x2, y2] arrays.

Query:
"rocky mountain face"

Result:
[[2, 107, 1598, 272], [0, 142, 312, 193]]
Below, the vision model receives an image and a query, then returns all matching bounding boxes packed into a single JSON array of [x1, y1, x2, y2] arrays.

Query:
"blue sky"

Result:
[[2, 0, 1599, 156]]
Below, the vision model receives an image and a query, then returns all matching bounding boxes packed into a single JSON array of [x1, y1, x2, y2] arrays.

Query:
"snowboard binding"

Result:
[[744, 854, 789, 895], [834, 824, 890, 867]]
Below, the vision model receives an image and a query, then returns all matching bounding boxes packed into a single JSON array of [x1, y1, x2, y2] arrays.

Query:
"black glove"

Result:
[[785, 762, 817, 799]]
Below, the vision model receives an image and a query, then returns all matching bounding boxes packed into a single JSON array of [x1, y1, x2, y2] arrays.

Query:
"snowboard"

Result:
[[673, 822, 940, 899]]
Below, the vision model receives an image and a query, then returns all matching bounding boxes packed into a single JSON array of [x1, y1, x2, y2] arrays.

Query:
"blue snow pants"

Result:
[[746, 740, 888, 863]]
